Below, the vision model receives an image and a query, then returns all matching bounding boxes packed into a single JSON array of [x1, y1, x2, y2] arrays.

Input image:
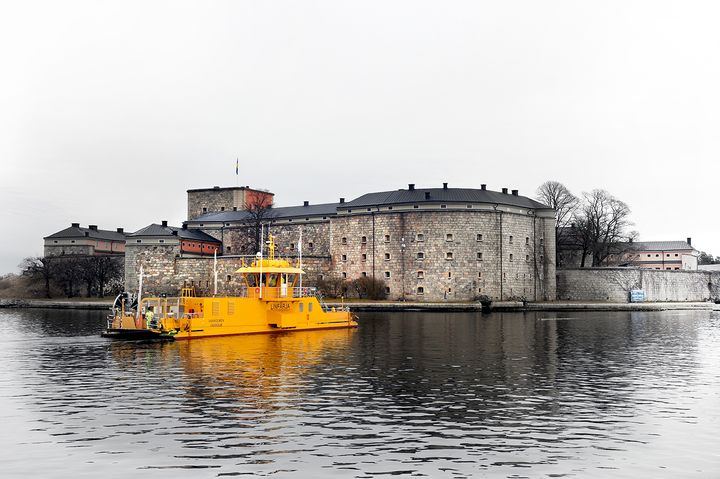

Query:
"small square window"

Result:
[[361, 236, 367, 244], [202, 207, 207, 212], [290, 243, 295, 250], [417, 271, 424, 279], [526, 237, 529, 245], [476, 234, 483, 241], [309, 242, 314, 249], [362, 253, 367, 261], [417, 252, 425, 259], [446, 233, 453, 242], [417, 286, 424, 295], [341, 254, 347, 262], [448, 272, 452, 279], [540, 238, 544, 245], [384, 235, 391, 242], [466, 204, 472, 209], [226, 275, 232, 281], [342, 272, 347, 279], [416, 233, 424, 242], [477, 252, 483, 261], [446, 252, 453, 260], [362, 272, 367, 277], [441, 204, 447, 209], [509, 235, 514, 244], [385, 286, 390, 294], [341, 237, 347, 244], [384, 271, 391, 278], [384, 253, 391, 260], [220, 207, 225, 211], [526, 254, 530, 262], [509, 253, 514, 261]]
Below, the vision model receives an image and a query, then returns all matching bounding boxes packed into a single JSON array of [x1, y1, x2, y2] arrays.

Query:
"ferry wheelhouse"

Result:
[[102, 234, 356, 340]]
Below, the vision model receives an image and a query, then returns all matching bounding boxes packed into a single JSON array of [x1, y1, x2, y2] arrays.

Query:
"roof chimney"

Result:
[[172, 230, 178, 236], [161, 220, 168, 227], [303, 200, 309, 206], [687, 237, 692, 246], [89, 224, 98, 231], [425, 192, 431, 200], [71, 222, 80, 228], [182, 223, 187, 230], [84, 232, 89, 237], [408, 184, 415, 191], [502, 188, 508, 194], [511, 189, 518, 196], [213, 186, 219, 189], [339, 198, 345, 204], [480, 184, 486, 191], [443, 182, 448, 190], [116, 227, 124, 234]]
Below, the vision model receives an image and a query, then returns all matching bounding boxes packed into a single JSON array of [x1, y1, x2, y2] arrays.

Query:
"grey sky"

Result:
[[2, 1, 718, 274]]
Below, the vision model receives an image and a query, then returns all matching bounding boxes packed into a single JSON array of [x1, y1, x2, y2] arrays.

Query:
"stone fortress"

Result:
[[120, 183, 557, 302]]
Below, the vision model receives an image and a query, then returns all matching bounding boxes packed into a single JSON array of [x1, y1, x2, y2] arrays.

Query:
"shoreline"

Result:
[[2, 298, 719, 312]]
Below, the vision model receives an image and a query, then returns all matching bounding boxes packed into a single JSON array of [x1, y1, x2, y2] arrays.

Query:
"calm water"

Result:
[[0, 308, 718, 478]]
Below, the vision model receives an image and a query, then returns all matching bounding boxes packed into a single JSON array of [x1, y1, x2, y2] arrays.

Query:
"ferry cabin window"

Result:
[[299, 303, 304, 312], [308, 302, 313, 312]]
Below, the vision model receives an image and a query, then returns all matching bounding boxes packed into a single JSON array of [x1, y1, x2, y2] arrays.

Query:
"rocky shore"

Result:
[[2, 298, 719, 312]]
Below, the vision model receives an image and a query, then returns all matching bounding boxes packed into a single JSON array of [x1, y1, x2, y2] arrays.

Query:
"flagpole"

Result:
[[299, 229, 303, 292]]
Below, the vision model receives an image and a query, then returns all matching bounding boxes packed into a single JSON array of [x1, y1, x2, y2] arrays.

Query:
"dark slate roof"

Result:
[[45, 225, 127, 241], [129, 224, 221, 243], [630, 241, 695, 252], [341, 187, 551, 210], [187, 203, 341, 223]]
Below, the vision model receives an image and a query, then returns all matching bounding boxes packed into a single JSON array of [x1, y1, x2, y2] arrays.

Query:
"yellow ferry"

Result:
[[102, 234, 357, 340]]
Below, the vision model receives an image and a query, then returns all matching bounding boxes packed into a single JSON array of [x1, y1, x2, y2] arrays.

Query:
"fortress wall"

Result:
[[557, 268, 720, 302]]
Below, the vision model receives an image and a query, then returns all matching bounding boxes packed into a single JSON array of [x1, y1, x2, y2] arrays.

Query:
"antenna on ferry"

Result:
[[259, 224, 264, 299], [136, 265, 144, 321], [298, 229, 303, 291], [213, 248, 218, 297]]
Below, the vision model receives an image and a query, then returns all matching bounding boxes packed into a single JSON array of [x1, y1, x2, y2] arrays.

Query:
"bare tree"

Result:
[[20, 256, 58, 298], [242, 194, 277, 254], [536, 180, 578, 267], [573, 189, 635, 267]]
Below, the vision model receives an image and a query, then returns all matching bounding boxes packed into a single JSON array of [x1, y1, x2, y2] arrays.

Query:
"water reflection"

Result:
[[0, 308, 718, 478]]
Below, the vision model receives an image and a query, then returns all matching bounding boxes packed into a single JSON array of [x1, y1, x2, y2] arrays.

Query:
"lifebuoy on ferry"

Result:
[[255, 288, 260, 295]]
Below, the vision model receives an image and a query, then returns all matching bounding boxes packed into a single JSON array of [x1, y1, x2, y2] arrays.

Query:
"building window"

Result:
[[477, 234, 483, 241], [362, 272, 367, 277], [341, 254, 347, 262], [446, 233, 453, 242], [526, 237, 529, 245], [384, 235, 390, 242], [385, 253, 391, 260], [526, 254, 530, 262], [341, 237, 347, 245], [417, 286, 424, 295], [509, 235, 513, 244], [159, 240, 164, 243], [647, 254, 651, 258], [385, 287, 390, 294], [416, 233, 424, 242], [361, 236, 367, 244], [477, 252, 483, 261], [342, 272, 347, 279], [441, 204, 447, 209], [417, 252, 425, 259], [290, 243, 295, 250], [446, 252, 453, 260], [655, 254, 659, 257], [448, 272, 452, 279], [362, 253, 367, 261], [384, 271, 391, 278], [417, 271, 424, 279], [220, 207, 225, 211], [202, 207, 207, 212], [675, 254, 679, 257], [467, 205, 472, 209], [226, 275, 232, 281], [308, 242, 314, 249], [540, 238, 544, 245], [666, 254, 670, 257], [510, 253, 514, 261], [414, 205, 419, 209], [478, 271, 482, 278], [226, 246, 232, 253]]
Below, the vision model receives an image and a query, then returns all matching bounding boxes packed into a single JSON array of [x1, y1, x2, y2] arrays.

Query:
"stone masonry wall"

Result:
[[557, 268, 720, 302], [331, 210, 555, 302]]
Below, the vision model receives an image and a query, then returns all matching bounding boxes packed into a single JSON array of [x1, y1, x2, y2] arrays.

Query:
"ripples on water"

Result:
[[0, 308, 718, 478]]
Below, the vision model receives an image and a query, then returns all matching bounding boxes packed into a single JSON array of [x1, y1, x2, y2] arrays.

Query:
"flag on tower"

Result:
[[235, 158, 239, 176]]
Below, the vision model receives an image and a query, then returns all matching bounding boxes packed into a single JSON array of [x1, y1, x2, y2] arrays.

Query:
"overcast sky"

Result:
[[1, 0, 719, 274]]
